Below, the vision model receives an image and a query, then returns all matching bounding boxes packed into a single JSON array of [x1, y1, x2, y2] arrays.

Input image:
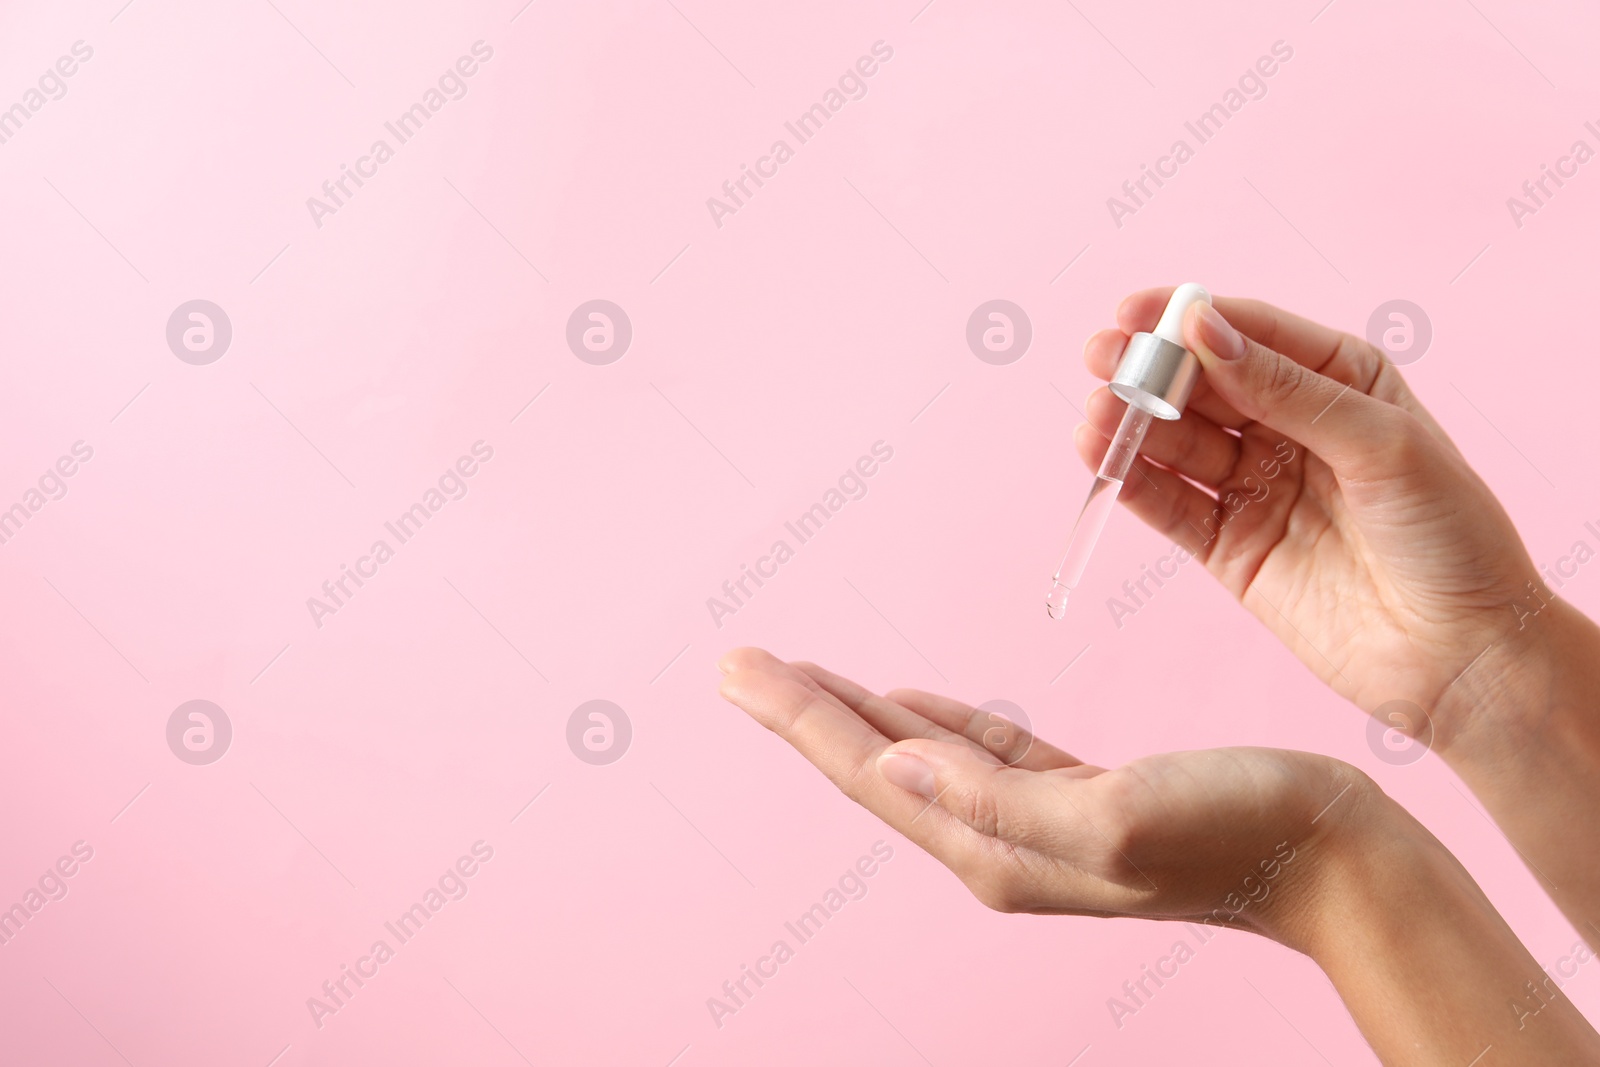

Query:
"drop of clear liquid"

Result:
[[1045, 580, 1070, 619]]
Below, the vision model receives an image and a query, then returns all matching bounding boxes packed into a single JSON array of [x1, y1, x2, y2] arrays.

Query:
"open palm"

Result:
[[719, 647, 1363, 934]]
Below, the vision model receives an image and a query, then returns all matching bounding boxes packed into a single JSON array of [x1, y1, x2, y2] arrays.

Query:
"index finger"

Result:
[[791, 661, 1005, 764], [883, 686, 1087, 772], [719, 666, 986, 870], [1116, 287, 1411, 409]]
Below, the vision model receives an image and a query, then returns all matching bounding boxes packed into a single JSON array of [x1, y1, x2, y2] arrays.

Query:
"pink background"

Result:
[[3, 0, 1599, 1063]]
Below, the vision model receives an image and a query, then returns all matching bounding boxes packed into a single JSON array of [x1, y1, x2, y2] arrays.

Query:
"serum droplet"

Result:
[[1045, 580, 1070, 619]]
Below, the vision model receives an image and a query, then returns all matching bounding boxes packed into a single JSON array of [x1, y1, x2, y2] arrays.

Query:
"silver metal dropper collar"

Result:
[[1109, 333, 1199, 421], [1107, 283, 1211, 421]]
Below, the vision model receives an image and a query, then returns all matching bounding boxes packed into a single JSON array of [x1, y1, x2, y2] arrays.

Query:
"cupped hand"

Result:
[[718, 647, 1367, 943], [1078, 289, 1546, 744]]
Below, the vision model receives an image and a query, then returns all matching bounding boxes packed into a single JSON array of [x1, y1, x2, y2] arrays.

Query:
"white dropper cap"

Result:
[[1153, 283, 1212, 347], [1108, 282, 1213, 420]]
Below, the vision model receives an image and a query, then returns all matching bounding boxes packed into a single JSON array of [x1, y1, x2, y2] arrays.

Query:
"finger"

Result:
[[1119, 288, 1431, 420], [1113, 286, 1175, 335], [1083, 327, 1248, 430], [1211, 298, 1404, 405], [724, 648, 981, 762], [1085, 386, 1241, 489], [719, 666, 983, 865], [883, 687, 1083, 771], [1073, 423, 1223, 561], [1182, 302, 1413, 476], [877, 740, 1104, 859], [1213, 296, 1455, 443], [1082, 327, 1126, 380], [1118, 287, 1379, 384], [792, 661, 1002, 764], [722, 647, 865, 718]]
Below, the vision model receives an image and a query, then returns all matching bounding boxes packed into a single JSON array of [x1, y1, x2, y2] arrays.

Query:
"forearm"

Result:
[[1277, 789, 1600, 1065], [1439, 599, 1600, 942]]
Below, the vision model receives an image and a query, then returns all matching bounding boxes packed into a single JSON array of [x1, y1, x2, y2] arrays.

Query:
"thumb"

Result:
[[1184, 301, 1398, 472], [876, 739, 1066, 846]]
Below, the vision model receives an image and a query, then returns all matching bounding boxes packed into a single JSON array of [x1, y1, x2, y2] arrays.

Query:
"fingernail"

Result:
[[877, 752, 937, 798], [1195, 303, 1246, 361]]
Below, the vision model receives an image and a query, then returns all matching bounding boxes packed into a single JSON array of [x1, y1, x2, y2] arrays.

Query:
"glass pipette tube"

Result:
[[1045, 403, 1154, 618]]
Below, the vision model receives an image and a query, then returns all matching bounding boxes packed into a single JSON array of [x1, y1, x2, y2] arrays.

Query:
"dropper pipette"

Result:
[[1046, 284, 1212, 618]]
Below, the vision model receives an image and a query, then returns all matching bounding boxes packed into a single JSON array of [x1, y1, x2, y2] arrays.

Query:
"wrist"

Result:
[[1278, 788, 1442, 958], [1428, 599, 1600, 936], [1271, 783, 1600, 1062], [1436, 598, 1600, 770], [1248, 771, 1409, 957]]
